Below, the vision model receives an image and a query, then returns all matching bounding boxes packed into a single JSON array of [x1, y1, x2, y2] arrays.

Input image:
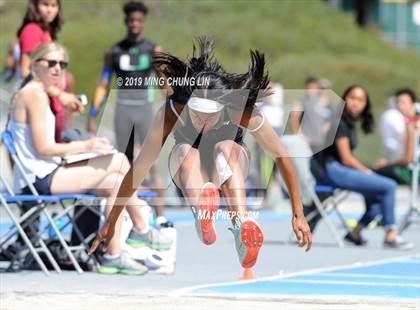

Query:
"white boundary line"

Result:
[[170, 292, 419, 305], [170, 254, 419, 296], [315, 272, 420, 280], [274, 279, 420, 288]]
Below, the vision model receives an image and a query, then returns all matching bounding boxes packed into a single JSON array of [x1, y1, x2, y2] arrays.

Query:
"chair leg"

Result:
[[57, 201, 98, 266], [0, 196, 50, 275], [0, 207, 40, 248], [14, 205, 63, 273], [23, 209, 62, 273], [334, 206, 351, 232], [41, 207, 83, 274], [310, 191, 344, 248], [55, 207, 93, 261], [399, 207, 420, 234]]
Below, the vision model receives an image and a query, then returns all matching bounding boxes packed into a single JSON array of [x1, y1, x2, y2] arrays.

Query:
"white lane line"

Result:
[[179, 292, 419, 303], [393, 260, 420, 265], [278, 279, 420, 288], [170, 254, 418, 296], [316, 272, 419, 280]]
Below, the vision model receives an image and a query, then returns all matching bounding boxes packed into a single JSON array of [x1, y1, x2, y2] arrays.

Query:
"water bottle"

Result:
[[48, 213, 67, 239]]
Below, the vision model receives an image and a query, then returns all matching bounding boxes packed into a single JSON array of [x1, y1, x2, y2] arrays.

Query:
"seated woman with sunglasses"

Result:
[[8, 42, 172, 275]]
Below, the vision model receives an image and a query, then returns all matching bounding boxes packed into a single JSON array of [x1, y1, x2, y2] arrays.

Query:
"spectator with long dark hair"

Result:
[[17, 0, 63, 78], [17, 0, 81, 142], [313, 85, 412, 249]]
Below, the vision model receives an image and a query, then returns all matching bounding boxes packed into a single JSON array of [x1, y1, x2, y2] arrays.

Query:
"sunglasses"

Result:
[[36, 59, 69, 69]]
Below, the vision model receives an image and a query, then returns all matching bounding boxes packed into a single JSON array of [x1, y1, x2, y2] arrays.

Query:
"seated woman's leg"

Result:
[[51, 152, 149, 231], [348, 199, 381, 244], [325, 161, 398, 241], [50, 153, 151, 273], [51, 154, 135, 251], [50, 152, 130, 194], [359, 198, 382, 228]]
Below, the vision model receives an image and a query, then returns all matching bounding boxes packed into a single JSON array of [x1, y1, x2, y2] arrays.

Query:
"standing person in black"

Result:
[[87, 1, 170, 227]]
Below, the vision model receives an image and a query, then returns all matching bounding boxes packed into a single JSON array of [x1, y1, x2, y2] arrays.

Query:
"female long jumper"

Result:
[[89, 38, 312, 268]]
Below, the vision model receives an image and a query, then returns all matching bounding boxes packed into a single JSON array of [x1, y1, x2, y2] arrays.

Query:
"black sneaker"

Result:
[[156, 216, 175, 228], [159, 221, 174, 228], [0, 244, 21, 261], [344, 232, 367, 246]]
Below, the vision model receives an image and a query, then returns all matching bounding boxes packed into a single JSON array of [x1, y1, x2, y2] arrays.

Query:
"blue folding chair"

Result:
[[0, 190, 61, 275], [0, 177, 96, 274], [284, 180, 348, 248], [313, 184, 350, 231], [279, 135, 350, 247], [1, 131, 90, 273]]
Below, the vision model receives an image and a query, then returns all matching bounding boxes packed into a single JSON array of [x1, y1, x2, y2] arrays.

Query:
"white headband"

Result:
[[187, 97, 224, 113]]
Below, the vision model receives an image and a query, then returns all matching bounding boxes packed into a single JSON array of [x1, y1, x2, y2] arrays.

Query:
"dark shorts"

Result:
[[114, 103, 154, 163], [374, 164, 419, 185], [21, 169, 58, 195]]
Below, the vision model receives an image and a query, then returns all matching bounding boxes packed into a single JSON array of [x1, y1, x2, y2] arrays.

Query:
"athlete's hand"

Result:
[[88, 220, 115, 255], [292, 213, 312, 252]]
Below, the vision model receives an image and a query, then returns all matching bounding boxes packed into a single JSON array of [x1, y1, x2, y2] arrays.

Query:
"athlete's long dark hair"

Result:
[[17, 0, 63, 40], [153, 37, 270, 110]]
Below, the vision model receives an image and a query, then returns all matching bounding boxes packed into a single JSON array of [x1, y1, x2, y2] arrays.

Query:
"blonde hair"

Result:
[[19, 42, 69, 88], [30, 42, 69, 63]]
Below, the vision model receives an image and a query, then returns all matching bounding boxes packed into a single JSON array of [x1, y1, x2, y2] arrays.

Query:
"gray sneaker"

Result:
[[98, 253, 148, 275], [126, 227, 173, 251], [384, 236, 414, 251]]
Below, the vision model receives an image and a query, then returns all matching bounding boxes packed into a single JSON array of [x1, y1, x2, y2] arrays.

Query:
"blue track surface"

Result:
[[188, 256, 420, 300]]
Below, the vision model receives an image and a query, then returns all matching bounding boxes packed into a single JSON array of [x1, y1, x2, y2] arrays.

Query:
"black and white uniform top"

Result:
[[110, 38, 156, 105], [169, 98, 249, 174]]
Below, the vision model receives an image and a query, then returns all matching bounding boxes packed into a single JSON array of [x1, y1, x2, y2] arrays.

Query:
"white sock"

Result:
[[134, 226, 150, 234], [156, 216, 167, 225]]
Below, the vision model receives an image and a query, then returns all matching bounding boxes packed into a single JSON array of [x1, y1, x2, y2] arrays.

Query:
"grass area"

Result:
[[0, 0, 418, 163]]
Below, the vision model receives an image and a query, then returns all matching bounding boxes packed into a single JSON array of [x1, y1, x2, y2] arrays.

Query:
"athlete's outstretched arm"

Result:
[[88, 101, 182, 254], [230, 108, 312, 251]]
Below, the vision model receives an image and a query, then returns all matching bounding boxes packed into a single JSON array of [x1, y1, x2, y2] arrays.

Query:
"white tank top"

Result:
[[8, 84, 61, 192]]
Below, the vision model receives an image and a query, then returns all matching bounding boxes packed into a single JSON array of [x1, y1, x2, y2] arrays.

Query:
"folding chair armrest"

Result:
[[315, 184, 337, 194], [55, 194, 97, 200], [138, 191, 157, 198], [2, 194, 60, 203]]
